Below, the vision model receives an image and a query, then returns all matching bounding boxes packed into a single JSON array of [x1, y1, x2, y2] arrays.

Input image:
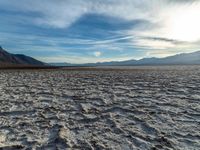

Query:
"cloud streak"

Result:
[[0, 0, 200, 63]]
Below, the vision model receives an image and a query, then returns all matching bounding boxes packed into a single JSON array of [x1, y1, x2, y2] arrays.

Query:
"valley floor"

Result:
[[0, 66, 200, 149]]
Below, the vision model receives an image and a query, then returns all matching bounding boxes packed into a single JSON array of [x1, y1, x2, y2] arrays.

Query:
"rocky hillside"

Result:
[[0, 46, 45, 66]]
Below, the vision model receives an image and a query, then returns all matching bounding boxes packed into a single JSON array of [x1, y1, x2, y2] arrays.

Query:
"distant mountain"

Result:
[[0, 46, 45, 66], [49, 62, 74, 67], [90, 51, 200, 66], [50, 51, 200, 66]]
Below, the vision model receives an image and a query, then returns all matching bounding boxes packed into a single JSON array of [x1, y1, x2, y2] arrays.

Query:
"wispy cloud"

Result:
[[0, 0, 200, 62]]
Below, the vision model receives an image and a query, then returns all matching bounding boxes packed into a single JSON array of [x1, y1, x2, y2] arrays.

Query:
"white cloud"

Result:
[[1, 0, 200, 62], [0, 0, 171, 28], [1, 0, 200, 41], [93, 51, 102, 57], [0, 0, 90, 28]]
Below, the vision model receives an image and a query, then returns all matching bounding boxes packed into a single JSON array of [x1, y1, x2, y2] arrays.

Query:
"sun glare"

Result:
[[167, 4, 200, 42], [169, 5, 200, 42]]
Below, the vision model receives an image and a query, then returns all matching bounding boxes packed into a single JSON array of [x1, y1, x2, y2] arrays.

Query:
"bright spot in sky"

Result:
[[166, 3, 200, 42], [93, 51, 102, 57]]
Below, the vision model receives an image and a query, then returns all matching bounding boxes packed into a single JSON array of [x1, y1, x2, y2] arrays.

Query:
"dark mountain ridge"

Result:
[[0, 46, 45, 66]]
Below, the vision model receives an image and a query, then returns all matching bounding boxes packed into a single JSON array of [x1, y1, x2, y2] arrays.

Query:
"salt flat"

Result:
[[0, 66, 199, 150]]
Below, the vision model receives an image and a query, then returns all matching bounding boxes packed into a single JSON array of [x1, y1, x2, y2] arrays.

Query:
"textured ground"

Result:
[[0, 66, 200, 150]]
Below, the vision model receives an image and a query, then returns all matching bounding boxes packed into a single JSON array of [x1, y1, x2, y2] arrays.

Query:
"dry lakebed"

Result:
[[0, 66, 200, 150]]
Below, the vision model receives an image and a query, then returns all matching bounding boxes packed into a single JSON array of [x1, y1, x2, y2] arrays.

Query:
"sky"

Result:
[[0, 0, 200, 63]]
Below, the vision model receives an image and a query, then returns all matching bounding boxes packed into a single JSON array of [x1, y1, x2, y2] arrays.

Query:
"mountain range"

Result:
[[0, 46, 45, 67], [1, 45, 199, 67], [51, 50, 200, 66]]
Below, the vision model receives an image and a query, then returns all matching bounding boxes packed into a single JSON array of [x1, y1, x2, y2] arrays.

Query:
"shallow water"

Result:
[[0, 66, 200, 149]]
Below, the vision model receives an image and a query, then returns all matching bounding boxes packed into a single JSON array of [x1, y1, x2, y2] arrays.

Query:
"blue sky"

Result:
[[0, 0, 200, 63]]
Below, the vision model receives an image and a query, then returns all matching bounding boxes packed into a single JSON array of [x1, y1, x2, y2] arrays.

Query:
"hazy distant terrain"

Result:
[[0, 66, 199, 149], [51, 51, 200, 66]]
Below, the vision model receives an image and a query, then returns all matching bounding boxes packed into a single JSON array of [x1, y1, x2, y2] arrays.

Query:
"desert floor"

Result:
[[0, 66, 199, 149]]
